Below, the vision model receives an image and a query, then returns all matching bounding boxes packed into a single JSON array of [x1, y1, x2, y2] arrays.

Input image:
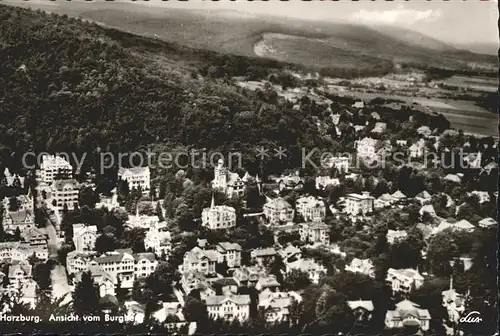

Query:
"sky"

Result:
[[130, 0, 498, 46]]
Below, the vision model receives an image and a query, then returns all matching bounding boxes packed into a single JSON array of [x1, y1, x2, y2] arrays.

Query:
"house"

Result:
[[212, 159, 245, 199], [345, 258, 375, 278], [322, 156, 349, 173], [415, 190, 432, 204], [8, 261, 32, 290], [134, 253, 158, 279], [432, 219, 475, 235], [39, 154, 73, 184], [355, 137, 378, 157], [371, 122, 387, 134], [276, 175, 304, 191], [181, 247, 219, 276], [478, 217, 497, 228], [144, 225, 172, 258], [201, 197, 236, 230], [386, 230, 408, 245], [92, 249, 143, 288], [22, 227, 48, 248], [125, 207, 160, 229], [386, 268, 424, 294], [258, 290, 302, 323], [250, 248, 277, 266], [315, 176, 340, 190], [347, 300, 374, 321], [352, 101, 364, 109], [66, 251, 97, 275], [255, 274, 281, 292], [286, 258, 326, 284], [205, 294, 251, 322], [2, 190, 35, 234], [299, 222, 330, 245], [181, 270, 215, 298], [385, 300, 430, 331], [72, 224, 97, 253], [118, 167, 150, 194], [419, 204, 436, 218], [277, 244, 302, 263], [296, 196, 326, 221], [4, 168, 25, 188], [232, 266, 266, 287], [74, 264, 116, 298], [409, 139, 426, 158], [263, 197, 294, 225], [390, 190, 407, 203], [444, 174, 462, 183], [95, 188, 120, 210], [396, 140, 407, 147], [344, 192, 374, 216], [19, 279, 37, 309], [468, 191, 490, 204], [51, 179, 80, 211], [215, 242, 242, 268], [210, 277, 238, 295], [417, 126, 432, 137]]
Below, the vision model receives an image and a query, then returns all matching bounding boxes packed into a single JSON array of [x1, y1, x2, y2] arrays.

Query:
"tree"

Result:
[[155, 202, 164, 222], [284, 269, 311, 291], [73, 271, 99, 316], [182, 296, 208, 323], [163, 192, 174, 219], [95, 233, 117, 254], [78, 186, 99, 208], [14, 227, 21, 241]]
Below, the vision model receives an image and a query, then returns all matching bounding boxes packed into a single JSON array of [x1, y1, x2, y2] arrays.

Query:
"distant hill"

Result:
[[4, 1, 497, 73]]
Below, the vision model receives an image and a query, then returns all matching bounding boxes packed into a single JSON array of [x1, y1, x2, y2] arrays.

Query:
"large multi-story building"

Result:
[[180, 247, 219, 276], [299, 222, 330, 245], [8, 260, 32, 290], [345, 258, 375, 278], [0, 241, 48, 263], [67, 249, 157, 289], [385, 300, 430, 331], [118, 167, 150, 194], [212, 159, 245, 199], [386, 268, 424, 294], [263, 197, 294, 225], [296, 196, 326, 222], [39, 155, 73, 184], [144, 225, 172, 258], [344, 192, 374, 216], [201, 197, 237, 230], [51, 179, 80, 211], [72, 224, 98, 253], [409, 139, 426, 158], [205, 294, 251, 322], [215, 242, 242, 268]]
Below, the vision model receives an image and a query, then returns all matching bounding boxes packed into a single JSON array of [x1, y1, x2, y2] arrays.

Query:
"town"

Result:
[[0, 95, 497, 335]]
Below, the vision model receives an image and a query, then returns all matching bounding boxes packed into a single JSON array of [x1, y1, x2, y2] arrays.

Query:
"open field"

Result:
[[441, 75, 498, 93]]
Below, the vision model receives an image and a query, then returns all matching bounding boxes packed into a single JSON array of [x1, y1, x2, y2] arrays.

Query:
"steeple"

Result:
[[449, 275, 453, 292], [211, 194, 215, 209], [136, 204, 139, 217]]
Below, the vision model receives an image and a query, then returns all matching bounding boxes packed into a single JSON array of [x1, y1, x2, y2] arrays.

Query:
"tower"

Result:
[[212, 159, 227, 191]]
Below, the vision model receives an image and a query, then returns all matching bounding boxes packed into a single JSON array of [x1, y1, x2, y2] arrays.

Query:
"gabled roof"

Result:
[[204, 294, 250, 306], [347, 300, 374, 312], [478, 217, 497, 227], [133, 252, 156, 263]]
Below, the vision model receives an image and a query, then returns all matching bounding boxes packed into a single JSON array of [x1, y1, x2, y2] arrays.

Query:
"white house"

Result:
[[215, 242, 242, 268], [344, 192, 374, 216], [51, 179, 80, 211], [299, 222, 330, 245], [409, 139, 426, 158], [386, 268, 424, 294], [39, 155, 73, 184], [286, 258, 326, 284], [212, 159, 245, 199], [355, 137, 378, 157], [72, 224, 97, 253], [263, 197, 294, 225], [205, 295, 250, 322], [144, 225, 172, 258], [295, 196, 326, 221], [385, 300, 430, 331], [118, 167, 150, 194], [201, 197, 237, 230], [345, 258, 375, 278], [258, 290, 302, 323]]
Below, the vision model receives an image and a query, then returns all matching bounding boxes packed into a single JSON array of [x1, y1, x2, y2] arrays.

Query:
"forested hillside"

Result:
[[0, 5, 327, 168]]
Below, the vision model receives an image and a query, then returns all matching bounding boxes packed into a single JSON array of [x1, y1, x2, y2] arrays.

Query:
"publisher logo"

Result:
[[459, 311, 483, 324]]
